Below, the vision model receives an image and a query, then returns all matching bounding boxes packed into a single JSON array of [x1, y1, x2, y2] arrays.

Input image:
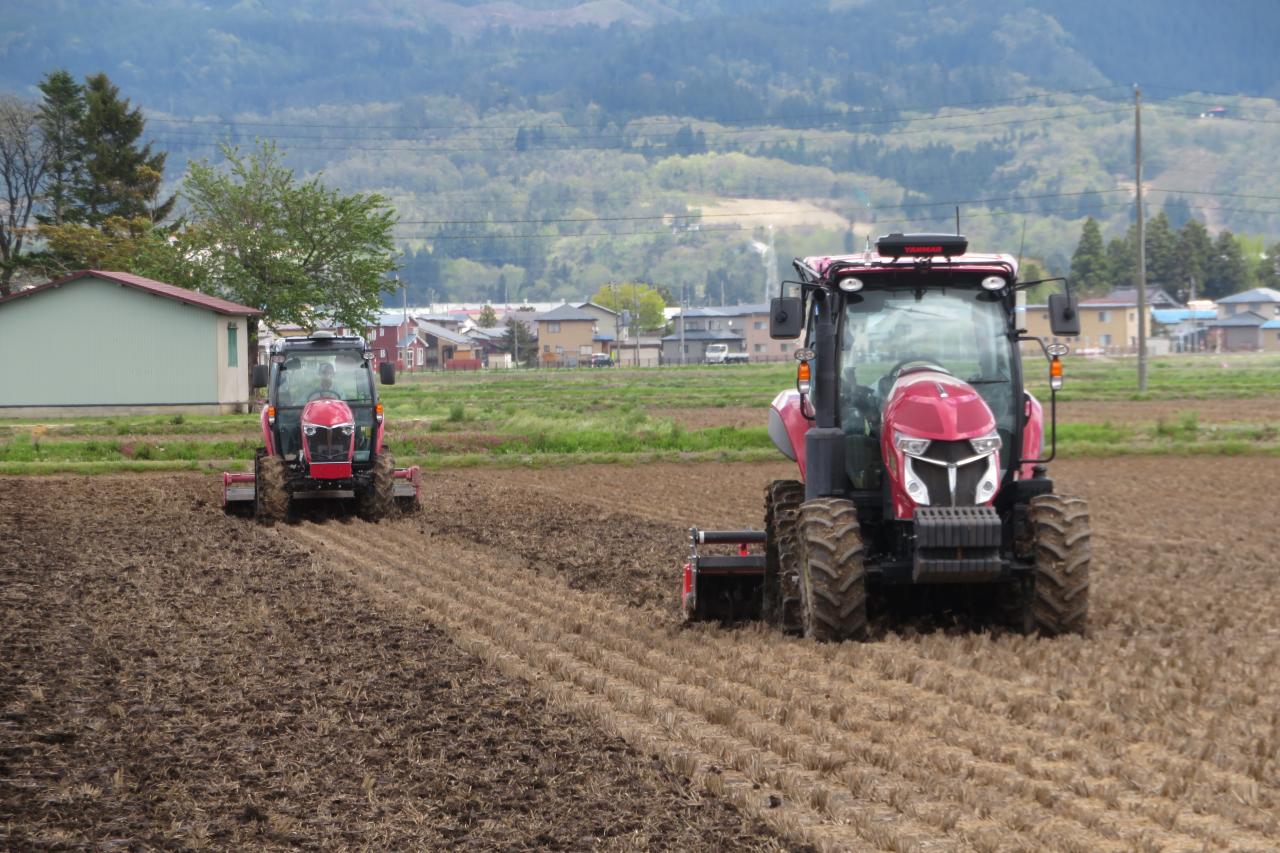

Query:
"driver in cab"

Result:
[[309, 362, 340, 401]]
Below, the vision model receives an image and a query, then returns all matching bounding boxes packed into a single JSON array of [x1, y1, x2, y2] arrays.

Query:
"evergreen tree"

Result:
[[75, 73, 175, 226], [1257, 243, 1280, 291], [1145, 211, 1179, 294], [1176, 219, 1214, 300], [477, 304, 499, 327], [1202, 230, 1250, 300], [1068, 217, 1108, 294], [1105, 221, 1149, 293], [35, 70, 85, 227], [501, 316, 537, 364]]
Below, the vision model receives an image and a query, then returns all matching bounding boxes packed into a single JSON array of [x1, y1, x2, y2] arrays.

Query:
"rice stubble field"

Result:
[[4, 451, 1280, 851]]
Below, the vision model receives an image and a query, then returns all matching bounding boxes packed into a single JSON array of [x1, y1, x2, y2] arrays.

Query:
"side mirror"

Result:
[[770, 296, 803, 339], [1048, 293, 1080, 337], [379, 362, 396, 385], [251, 364, 269, 389]]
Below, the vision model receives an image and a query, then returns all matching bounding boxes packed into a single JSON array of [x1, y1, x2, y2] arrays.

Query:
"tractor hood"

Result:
[[881, 369, 995, 441], [301, 398, 354, 428], [880, 369, 1002, 518], [300, 398, 356, 479]]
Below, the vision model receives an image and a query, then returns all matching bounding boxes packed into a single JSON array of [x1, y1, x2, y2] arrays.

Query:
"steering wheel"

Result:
[[307, 390, 341, 401], [886, 359, 949, 382]]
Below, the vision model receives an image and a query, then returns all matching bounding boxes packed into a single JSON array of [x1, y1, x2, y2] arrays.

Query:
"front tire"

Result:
[[1028, 494, 1091, 636], [798, 497, 868, 642], [254, 451, 289, 525], [357, 452, 396, 522]]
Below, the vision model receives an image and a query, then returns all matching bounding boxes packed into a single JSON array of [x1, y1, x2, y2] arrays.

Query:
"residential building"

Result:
[[1215, 287, 1280, 320], [663, 304, 800, 363], [368, 311, 412, 369], [535, 304, 607, 367], [1022, 288, 1175, 352], [1206, 312, 1272, 352], [0, 270, 260, 415]]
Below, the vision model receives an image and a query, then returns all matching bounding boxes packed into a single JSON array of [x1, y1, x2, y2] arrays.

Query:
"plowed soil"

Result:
[[5, 456, 1280, 852]]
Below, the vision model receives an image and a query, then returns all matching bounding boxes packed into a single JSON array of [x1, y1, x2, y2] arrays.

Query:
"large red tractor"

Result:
[[222, 332, 420, 522], [683, 233, 1089, 639]]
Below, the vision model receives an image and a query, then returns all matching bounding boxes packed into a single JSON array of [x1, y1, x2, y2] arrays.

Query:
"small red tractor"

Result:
[[222, 332, 420, 522], [683, 233, 1090, 639]]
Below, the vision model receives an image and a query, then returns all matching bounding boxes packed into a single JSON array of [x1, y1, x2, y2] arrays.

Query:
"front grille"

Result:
[[306, 426, 351, 463], [912, 440, 986, 506]]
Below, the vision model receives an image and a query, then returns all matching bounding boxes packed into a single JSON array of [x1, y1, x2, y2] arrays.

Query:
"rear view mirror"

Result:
[[379, 362, 396, 385], [1048, 293, 1080, 337], [251, 364, 269, 389], [770, 296, 803, 339]]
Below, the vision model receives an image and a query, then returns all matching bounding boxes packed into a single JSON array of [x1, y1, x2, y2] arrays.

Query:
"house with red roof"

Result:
[[0, 270, 261, 416]]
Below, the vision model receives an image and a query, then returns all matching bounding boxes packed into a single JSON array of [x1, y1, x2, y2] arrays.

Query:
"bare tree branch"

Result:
[[0, 96, 49, 296]]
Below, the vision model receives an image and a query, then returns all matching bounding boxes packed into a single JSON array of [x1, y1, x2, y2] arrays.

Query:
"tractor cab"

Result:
[[261, 335, 390, 465]]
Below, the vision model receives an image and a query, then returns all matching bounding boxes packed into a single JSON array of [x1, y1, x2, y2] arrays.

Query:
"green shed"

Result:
[[0, 270, 262, 416]]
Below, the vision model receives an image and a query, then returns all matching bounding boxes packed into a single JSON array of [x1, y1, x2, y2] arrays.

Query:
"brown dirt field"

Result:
[[6, 455, 1280, 851], [0, 477, 792, 851]]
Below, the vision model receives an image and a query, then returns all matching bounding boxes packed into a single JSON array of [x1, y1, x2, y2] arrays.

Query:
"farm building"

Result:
[[0, 270, 260, 416]]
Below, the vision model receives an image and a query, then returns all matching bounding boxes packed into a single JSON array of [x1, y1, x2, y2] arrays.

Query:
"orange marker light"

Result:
[[1050, 356, 1063, 391], [797, 361, 811, 395]]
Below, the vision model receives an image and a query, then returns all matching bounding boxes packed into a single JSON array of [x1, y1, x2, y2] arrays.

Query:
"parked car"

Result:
[[588, 353, 614, 367], [705, 344, 749, 364]]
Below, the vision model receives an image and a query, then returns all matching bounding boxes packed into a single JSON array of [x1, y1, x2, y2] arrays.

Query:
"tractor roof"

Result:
[[273, 333, 368, 352], [800, 251, 1018, 280], [799, 233, 1017, 283]]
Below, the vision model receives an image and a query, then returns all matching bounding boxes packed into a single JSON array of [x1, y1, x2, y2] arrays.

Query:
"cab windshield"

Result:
[[837, 284, 1017, 488], [275, 353, 374, 408], [273, 352, 376, 461]]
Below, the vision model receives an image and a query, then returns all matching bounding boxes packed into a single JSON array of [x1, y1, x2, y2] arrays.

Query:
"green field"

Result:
[[1, 353, 1277, 474]]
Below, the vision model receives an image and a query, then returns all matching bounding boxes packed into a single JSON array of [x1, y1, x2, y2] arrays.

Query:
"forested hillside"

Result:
[[4, 0, 1280, 304]]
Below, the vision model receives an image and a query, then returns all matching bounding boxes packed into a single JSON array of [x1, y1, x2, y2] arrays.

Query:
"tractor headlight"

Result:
[[303, 424, 318, 436], [969, 432, 1002, 455], [903, 458, 930, 506], [894, 431, 931, 456], [338, 424, 354, 436]]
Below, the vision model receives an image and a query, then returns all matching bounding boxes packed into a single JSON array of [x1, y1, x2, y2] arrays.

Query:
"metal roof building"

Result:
[[0, 270, 261, 416]]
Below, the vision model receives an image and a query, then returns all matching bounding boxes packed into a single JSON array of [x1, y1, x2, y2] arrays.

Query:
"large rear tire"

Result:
[[1028, 494, 1091, 636], [254, 451, 289, 525], [357, 451, 396, 522], [798, 497, 868, 642], [763, 479, 804, 630]]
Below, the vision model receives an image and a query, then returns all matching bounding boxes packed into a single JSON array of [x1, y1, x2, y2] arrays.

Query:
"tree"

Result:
[[1202, 230, 1251, 300], [1176, 218, 1214, 299], [1145, 211, 1179, 294], [75, 73, 174, 226], [179, 141, 400, 376], [1105, 226, 1137, 292], [590, 281, 666, 330], [36, 69, 85, 227], [1068, 217, 1108, 294], [38, 215, 184, 280], [0, 96, 48, 296], [501, 316, 536, 364], [477, 304, 499, 327]]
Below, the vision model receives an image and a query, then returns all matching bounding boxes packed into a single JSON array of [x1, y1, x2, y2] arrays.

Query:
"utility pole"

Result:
[[1135, 84, 1148, 391], [679, 284, 687, 366]]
